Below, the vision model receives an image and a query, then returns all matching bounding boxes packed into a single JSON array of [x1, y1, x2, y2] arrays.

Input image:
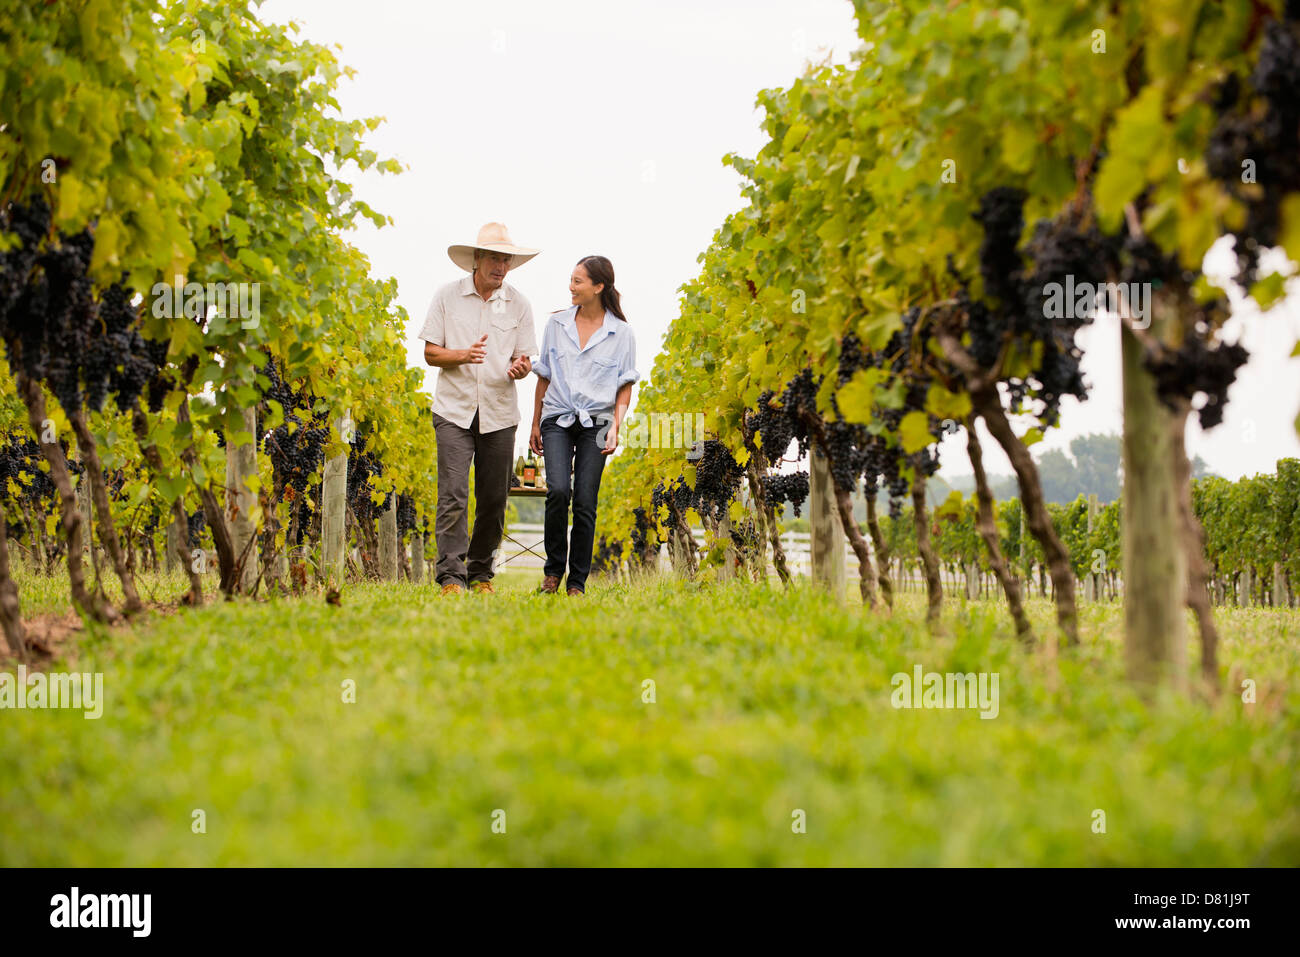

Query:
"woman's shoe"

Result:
[[566, 587, 583, 597], [440, 582, 466, 596]]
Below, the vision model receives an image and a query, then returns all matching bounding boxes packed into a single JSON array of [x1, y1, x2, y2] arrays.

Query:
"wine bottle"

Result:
[[523, 451, 537, 488]]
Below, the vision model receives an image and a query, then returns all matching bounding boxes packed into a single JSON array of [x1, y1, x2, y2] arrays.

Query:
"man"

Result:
[[421, 223, 539, 595]]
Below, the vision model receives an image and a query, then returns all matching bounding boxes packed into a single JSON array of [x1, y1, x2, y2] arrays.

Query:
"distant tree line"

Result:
[[934, 432, 1212, 506]]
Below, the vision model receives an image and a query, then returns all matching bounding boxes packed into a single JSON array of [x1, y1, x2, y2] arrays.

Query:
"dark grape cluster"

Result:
[[105, 468, 126, 500], [260, 357, 331, 499], [1204, 14, 1300, 284], [1145, 337, 1250, 429], [728, 516, 756, 552], [912, 447, 941, 478], [187, 509, 207, 549], [0, 198, 168, 416], [844, 323, 932, 515], [1020, 210, 1110, 418], [630, 505, 652, 553], [29, 230, 94, 414], [0, 197, 50, 334], [396, 493, 417, 536], [877, 306, 924, 375], [0, 432, 59, 511], [955, 190, 1108, 423], [783, 340, 926, 517], [763, 471, 810, 518], [778, 367, 819, 459], [836, 332, 865, 386], [649, 484, 671, 529], [691, 439, 744, 520], [963, 172, 1254, 433], [1118, 233, 1181, 289], [753, 389, 796, 463], [93, 282, 168, 413], [824, 418, 870, 493], [591, 535, 623, 576], [295, 488, 318, 546], [1204, 112, 1256, 188], [1117, 231, 1243, 430], [649, 477, 696, 530], [974, 186, 1028, 310], [670, 475, 693, 517], [347, 433, 385, 523], [256, 356, 303, 434], [885, 474, 909, 517]]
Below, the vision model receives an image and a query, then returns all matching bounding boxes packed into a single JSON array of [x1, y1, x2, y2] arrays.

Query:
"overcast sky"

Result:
[[262, 0, 1300, 481]]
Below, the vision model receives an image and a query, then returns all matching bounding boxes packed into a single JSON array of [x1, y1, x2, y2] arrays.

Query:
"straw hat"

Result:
[[447, 222, 540, 272]]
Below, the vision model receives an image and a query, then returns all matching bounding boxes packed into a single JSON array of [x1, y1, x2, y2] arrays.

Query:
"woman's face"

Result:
[[570, 264, 604, 309]]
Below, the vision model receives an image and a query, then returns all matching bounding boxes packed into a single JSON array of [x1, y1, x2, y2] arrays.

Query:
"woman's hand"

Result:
[[601, 421, 619, 455], [529, 421, 543, 456]]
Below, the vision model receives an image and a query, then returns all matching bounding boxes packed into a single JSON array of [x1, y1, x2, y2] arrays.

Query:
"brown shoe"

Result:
[[470, 580, 495, 595], [440, 582, 466, 596], [538, 575, 561, 594], [566, 587, 583, 597]]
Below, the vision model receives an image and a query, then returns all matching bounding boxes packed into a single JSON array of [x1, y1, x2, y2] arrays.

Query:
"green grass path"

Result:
[[2, 570, 1298, 865]]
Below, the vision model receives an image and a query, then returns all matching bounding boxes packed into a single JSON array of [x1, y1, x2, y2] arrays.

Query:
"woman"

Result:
[[529, 255, 639, 595]]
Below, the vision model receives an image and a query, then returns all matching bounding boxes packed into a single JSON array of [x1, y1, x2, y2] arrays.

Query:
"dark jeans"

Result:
[[431, 410, 516, 587], [540, 415, 609, 592]]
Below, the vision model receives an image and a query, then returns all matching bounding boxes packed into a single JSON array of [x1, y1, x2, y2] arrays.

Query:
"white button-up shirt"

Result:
[[419, 275, 538, 433], [533, 306, 639, 428]]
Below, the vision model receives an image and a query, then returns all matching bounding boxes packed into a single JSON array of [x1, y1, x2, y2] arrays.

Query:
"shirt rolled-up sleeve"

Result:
[[617, 329, 639, 386], [419, 291, 445, 346], [533, 319, 552, 379]]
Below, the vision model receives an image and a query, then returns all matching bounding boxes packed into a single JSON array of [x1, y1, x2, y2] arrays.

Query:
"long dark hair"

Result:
[[576, 255, 626, 321]]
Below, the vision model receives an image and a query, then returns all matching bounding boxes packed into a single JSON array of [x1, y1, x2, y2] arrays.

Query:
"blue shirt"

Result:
[[533, 305, 639, 428]]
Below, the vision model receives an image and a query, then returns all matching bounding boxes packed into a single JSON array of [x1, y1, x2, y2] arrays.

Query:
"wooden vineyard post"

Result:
[[410, 512, 424, 584], [809, 446, 845, 601], [1121, 318, 1187, 688], [379, 496, 399, 581], [321, 411, 350, 588], [741, 481, 768, 582], [224, 404, 260, 594], [669, 527, 687, 578]]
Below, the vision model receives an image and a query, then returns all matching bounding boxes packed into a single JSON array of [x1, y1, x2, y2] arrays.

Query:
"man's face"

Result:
[[475, 250, 512, 288]]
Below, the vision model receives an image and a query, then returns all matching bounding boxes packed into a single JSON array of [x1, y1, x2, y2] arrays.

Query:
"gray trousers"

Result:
[[431, 410, 516, 586]]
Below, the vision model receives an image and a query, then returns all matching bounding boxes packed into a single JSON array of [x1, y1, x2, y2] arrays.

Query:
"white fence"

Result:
[[496, 524, 1008, 597], [495, 523, 858, 578]]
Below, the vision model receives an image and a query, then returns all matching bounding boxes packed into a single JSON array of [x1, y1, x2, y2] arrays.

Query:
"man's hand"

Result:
[[462, 334, 488, 364], [507, 355, 531, 380]]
